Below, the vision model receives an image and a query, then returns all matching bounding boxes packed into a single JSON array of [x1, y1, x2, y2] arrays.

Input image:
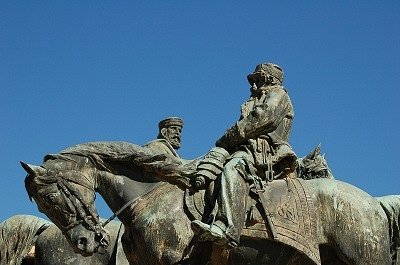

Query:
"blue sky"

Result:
[[1, 2, 399, 222]]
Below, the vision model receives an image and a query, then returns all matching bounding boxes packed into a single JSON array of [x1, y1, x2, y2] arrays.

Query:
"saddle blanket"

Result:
[[185, 178, 321, 265], [243, 178, 320, 265]]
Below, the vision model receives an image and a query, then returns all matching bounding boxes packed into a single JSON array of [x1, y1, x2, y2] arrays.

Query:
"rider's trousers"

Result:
[[215, 151, 252, 244]]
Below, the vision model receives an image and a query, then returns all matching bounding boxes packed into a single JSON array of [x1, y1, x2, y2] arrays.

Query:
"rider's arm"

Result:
[[217, 88, 291, 149]]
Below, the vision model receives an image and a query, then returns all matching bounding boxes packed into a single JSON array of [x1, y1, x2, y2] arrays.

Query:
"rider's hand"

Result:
[[194, 176, 206, 190]]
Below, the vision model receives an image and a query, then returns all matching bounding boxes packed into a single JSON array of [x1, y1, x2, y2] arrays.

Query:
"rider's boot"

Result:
[[191, 220, 238, 248]]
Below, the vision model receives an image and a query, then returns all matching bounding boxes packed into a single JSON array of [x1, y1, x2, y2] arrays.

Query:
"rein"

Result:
[[43, 154, 104, 235], [102, 184, 158, 227], [53, 157, 157, 230], [52, 154, 158, 232], [55, 174, 102, 234], [102, 195, 140, 227]]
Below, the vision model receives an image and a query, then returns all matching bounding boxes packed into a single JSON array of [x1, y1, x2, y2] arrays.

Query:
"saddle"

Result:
[[184, 178, 321, 265]]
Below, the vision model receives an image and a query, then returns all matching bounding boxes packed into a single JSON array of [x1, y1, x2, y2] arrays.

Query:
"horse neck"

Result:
[[95, 170, 161, 224]]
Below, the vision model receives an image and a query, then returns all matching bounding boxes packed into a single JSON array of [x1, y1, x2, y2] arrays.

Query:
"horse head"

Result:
[[296, 144, 334, 180], [21, 160, 110, 257]]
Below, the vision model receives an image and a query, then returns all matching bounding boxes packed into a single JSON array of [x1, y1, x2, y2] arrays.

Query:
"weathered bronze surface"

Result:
[[21, 141, 399, 264], [16, 63, 400, 264], [0, 215, 128, 265]]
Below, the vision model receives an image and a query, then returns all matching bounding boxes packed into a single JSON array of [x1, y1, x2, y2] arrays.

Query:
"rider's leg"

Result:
[[192, 152, 250, 247], [216, 157, 249, 245]]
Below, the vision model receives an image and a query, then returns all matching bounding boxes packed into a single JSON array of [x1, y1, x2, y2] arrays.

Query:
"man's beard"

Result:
[[168, 137, 181, 149]]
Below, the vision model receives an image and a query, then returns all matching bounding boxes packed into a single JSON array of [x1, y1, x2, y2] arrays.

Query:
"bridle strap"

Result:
[[45, 155, 103, 235], [56, 175, 102, 234], [54, 156, 157, 230], [102, 185, 157, 227], [58, 172, 94, 191], [102, 196, 139, 227]]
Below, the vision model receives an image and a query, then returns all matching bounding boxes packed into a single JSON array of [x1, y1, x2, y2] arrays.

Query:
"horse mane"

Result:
[[57, 141, 195, 188], [24, 141, 161, 190], [58, 141, 156, 171], [0, 215, 50, 265], [24, 151, 92, 201]]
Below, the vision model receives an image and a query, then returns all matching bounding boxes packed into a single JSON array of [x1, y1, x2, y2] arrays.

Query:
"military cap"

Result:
[[158, 117, 183, 130], [247, 63, 284, 84]]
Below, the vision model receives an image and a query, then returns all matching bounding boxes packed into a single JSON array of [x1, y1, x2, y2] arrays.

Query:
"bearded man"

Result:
[[145, 117, 183, 158]]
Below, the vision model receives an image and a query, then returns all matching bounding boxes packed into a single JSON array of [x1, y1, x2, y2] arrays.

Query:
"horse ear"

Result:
[[306, 144, 321, 160], [20, 161, 46, 176]]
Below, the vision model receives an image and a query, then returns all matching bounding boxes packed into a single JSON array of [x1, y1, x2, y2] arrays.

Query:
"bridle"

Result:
[[44, 169, 111, 253], [53, 171, 102, 233], [47, 157, 146, 232], [40, 153, 155, 251]]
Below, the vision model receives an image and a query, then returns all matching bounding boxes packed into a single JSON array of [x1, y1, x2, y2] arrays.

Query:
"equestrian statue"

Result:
[[20, 63, 400, 265]]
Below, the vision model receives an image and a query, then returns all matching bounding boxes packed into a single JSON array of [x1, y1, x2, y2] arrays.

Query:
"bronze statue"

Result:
[[21, 145, 399, 264], [19, 63, 400, 264], [192, 63, 297, 247], [5, 118, 186, 264], [144, 117, 184, 158], [0, 215, 128, 265]]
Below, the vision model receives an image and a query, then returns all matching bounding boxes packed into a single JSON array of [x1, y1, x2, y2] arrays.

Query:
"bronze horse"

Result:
[[22, 141, 399, 265], [0, 214, 128, 265]]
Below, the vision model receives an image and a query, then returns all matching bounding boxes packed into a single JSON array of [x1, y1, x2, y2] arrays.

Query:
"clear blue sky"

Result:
[[1, 2, 399, 222]]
